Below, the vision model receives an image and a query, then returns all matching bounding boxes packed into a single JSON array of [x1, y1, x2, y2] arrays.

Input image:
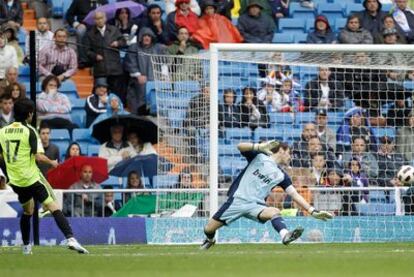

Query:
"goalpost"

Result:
[[149, 44, 414, 244]]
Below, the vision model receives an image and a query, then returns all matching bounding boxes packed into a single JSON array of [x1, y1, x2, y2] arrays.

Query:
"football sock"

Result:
[[271, 216, 288, 239], [20, 214, 32, 245], [204, 228, 216, 240], [52, 210, 73, 239]]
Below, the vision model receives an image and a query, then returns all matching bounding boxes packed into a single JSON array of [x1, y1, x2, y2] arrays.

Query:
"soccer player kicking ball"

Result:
[[201, 141, 333, 249], [0, 99, 88, 255]]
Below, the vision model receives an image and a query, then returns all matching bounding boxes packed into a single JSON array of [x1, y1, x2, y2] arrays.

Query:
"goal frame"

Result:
[[208, 43, 414, 216]]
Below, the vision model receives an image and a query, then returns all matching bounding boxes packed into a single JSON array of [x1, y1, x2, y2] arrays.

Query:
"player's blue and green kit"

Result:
[[213, 151, 292, 225]]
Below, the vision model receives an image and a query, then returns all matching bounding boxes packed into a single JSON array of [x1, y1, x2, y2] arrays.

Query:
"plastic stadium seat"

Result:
[[335, 18, 347, 32], [173, 81, 200, 92], [269, 113, 294, 125], [356, 203, 395, 216], [50, 129, 70, 141], [51, 0, 65, 18], [153, 174, 179, 189], [289, 3, 316, 18], [273, 33, 294, 43], [101, 176, 121, 187], [327, 112, 344, 125], [403, 81, 414, 90], [71, 109, 87, 128], [373, 127, 396, 139], [167, 109, 187, 128], [60, 80, 79, 100], [305, 18, 316, 32], [72, 128, 97, 144], [71, 98, 86, 109], [219, 64, 243, 76], [225, 128, 252, 142], [219, 145, 241, 157], [284, 128, 302, 141], [294, 32, 308, 43], [19, 65, 30, 77], [345, 3, 363, 16], [317, 3, 344, 23], [253, 127, 284, 142], [220, 156, 247, 176], [87, 144, 100, 157], [295, 112, 315, 125], [369, 191, 387, 203], [54, 141, 69, 161], [278, 18, 306, 34]]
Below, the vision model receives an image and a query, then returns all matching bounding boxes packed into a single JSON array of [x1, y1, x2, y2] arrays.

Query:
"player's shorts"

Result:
[[212, 197, 267, 225], [9, 175, 56, 205]]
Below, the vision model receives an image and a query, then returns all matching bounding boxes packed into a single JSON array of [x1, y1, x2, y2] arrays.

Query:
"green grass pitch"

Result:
[[1, 243, 414, 277]]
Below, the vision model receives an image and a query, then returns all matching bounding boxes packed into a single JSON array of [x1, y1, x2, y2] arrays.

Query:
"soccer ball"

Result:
[[397, 165, 414, 185]]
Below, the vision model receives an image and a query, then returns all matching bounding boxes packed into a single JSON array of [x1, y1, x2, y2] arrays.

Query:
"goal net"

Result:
[[149, 44, 414, 244]]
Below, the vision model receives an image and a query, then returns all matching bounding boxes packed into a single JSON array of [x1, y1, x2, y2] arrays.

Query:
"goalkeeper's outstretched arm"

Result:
[[285, 186, 334, 221], [238, 140, 279, 155]]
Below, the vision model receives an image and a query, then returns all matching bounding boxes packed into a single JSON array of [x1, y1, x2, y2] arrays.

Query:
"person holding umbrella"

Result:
[[99, 124, 136, 171]]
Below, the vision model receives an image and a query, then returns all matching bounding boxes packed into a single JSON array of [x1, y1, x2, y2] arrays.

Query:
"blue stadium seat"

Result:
[[101, 176, 122, 187], [60, 80, 79, 99], [295, 112, 315, 125], [225, 128, 252, 143], [87, 144, 100, 157], [50, 129, 70, 141], [284, 128, 302, 142], [167, 109, 187, 128], [382, 3, 393, 12], [373, 127, 396, 139], [317, 3, 344, 23], [294, 32, 308, 43], [345, 3, 363, 15], [51, 0, 65, 18], [273, 33, 294, 43], [173, 81, 200, 92], [289, 3, 316, 18], [54, 141, 70, 161], [327, 112, 344, 125], [18, 29, 26, 44], [72, 128, 98, 144], [253, 127, 284, 142], [219, 64, 243, 76], [71, 98, 86, 109], [356, 203, 395, 216], [153, 174, 179, 189], [305, 18, 316, 32], [369, 191, 387, 203], [71, 109, 86, 128], [278, 18, 306, 34], [334, 18, 347, 32], [403, 81, 414, 90], [269, 113, 294, 125], [146, 81, 173, 113], [219, 145, 241, 157], [220, 156, 247, 176], [19, 65, 30, 77], [219, 76, 248, 91]]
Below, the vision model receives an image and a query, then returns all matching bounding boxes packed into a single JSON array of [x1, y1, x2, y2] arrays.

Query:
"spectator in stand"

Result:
[[125, 27, 166, 115], [218, 88, 241, 128], [292, 122, 317, 159], [292, 136, 337, 169], [342, 136, 379, 180], [3, 23, 23, 65], [85, 78, 113, 128], [314, 109, 336, 152], [310, 152, 328, 186], [64, 164, 102, 217], [90, 94, 129, 129], [108, 7, 139, 46], [84, 12, 127, 104], [166, 0, 201, 15], [123, 170, 145, 203], [396, 110, 414, 162], [38, 29, 78, 82], [0, 66, 25, 96], [239, 86, 269, 129], [269, 0, 289, 21], [238, 0, 272, 17], [374, 15, 407, 44], [66, 0, 108, 67], [338, 14, 373, 44], [0, 0, 23, 29], [237, 1, 275, 44], [376, 136, 405, 187], [392, 0, 414, 44], [127, 131, 157, 155], [168, 26, 198, 55], [138, 4, 169, 45], [207, 0, 234, 19], [303, 67, 344, 111], [102, 186, 121, 217], [27, 0, 51, 19], [356, 0, 387, 37], [4, 82, 25, 103], [336, 107, 377, 155], [65, 142, 83, 160], [36, 75, 78, 132], [0, 92, 13, 128], [38, 123, 59, 177], [24, 17, 54, 59], [306, 15, 336, 44], [0, 31, 17, 81], [166, 0, 200, 43], [99, 125, 136, 171], [192, 1, 243, 49]]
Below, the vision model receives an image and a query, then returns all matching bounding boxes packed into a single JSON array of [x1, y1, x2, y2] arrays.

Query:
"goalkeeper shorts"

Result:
[[213, 197, 267, 225]]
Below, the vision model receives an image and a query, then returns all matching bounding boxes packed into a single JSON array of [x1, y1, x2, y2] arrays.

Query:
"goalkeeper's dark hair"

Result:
[[14, 98, 34, 122], [270, 142, 289, 154]]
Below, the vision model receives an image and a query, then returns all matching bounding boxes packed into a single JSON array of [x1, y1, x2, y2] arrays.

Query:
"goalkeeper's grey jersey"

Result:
[[228, 151, 292, 205]]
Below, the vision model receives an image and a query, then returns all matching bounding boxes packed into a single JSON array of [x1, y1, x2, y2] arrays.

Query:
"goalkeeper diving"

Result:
[[201, 140, 333, 249]]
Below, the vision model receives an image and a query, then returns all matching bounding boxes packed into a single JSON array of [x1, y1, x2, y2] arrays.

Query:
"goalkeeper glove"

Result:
[[309, 207, 334, 221], [253, 140, 279, 155]]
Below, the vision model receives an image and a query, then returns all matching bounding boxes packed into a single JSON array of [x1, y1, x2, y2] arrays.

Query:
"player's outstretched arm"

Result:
[[35, 154, 59, 168], [237, 140, 279, 155], [285, 186, 334, 221]]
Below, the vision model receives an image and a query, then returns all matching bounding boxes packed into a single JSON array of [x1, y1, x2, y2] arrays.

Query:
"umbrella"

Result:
[[47, 156, 109, 189], [83, 1, 146, 25], [91, 114, 158, 144], [109, 154, 173, 187]]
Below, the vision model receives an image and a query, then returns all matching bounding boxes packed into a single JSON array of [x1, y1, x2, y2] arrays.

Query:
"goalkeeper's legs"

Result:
[[21, 200, 34, 255], [200, 219, 223, 250], [258, 207, 303, 245]]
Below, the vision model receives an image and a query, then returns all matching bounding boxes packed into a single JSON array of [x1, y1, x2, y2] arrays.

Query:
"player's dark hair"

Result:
[[13, 98, 34, 122], [41, 75, 61, 91], [270, 142, 289, 154]]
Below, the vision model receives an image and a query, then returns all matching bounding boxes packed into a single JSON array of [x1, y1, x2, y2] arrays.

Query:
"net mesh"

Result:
[[149, 48, 414, 243]]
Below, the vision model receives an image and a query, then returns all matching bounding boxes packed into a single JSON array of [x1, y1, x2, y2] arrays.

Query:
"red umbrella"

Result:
[[47, 156, 109, 189]]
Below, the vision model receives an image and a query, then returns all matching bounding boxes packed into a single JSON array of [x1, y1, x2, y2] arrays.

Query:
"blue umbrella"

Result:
[[109, 154, 173, 188], [83, 1, 146, 25]]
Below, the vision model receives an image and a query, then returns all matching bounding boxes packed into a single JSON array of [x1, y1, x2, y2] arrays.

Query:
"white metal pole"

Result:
[[209, 44, 219, 217], [395, 187, 403, 216]]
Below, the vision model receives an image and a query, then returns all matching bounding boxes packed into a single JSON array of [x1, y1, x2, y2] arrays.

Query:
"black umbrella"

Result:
[[91, 114, 158, 144]]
